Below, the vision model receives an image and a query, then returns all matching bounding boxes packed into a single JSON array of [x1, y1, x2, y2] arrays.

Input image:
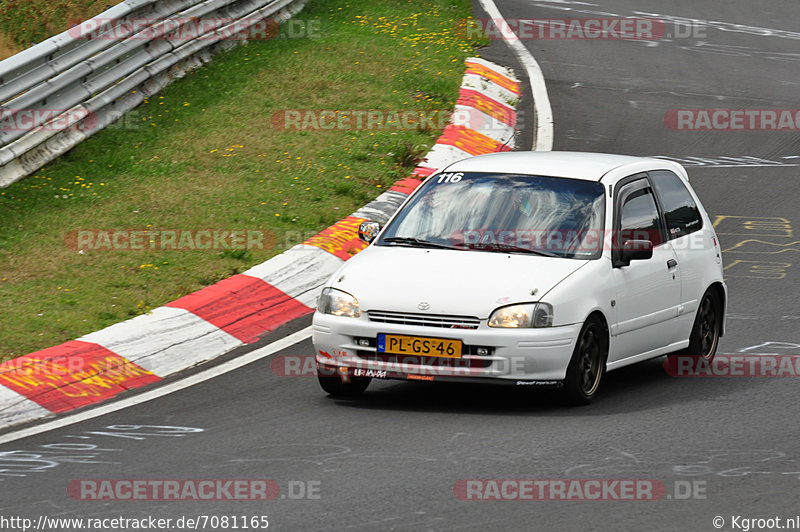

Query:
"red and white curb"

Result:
[[0, 58, 520, 429]]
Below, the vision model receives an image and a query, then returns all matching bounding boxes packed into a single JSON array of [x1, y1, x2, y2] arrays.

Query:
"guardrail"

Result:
[[0, 0, 307, 188]]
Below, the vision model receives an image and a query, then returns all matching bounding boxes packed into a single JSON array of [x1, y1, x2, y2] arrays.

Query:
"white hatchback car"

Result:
[[312, 151, 726, 404]]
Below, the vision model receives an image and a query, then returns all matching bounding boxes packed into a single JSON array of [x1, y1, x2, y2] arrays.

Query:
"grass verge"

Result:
[[0, 0, 488, 360], [0, 0, 108, 52]]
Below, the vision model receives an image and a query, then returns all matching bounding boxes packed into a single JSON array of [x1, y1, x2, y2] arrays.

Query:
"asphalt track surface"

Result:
[[3, 1, 800, 530]]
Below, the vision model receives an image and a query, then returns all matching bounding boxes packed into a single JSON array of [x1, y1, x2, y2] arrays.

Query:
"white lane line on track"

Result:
[[477, 0, 554, 151], [683, 164, 800, 168], [0, 327, 313, 445]]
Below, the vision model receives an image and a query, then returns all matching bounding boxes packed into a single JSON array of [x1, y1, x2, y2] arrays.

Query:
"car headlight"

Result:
[[488, 303, 553, 328], [318, 287, 361, 318]]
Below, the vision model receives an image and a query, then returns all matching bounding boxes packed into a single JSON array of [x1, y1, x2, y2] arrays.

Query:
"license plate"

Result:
[[377, 334, 462, 358]]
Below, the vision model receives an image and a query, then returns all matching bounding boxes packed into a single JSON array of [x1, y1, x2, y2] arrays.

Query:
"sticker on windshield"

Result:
[[436, 172, 464, 184]]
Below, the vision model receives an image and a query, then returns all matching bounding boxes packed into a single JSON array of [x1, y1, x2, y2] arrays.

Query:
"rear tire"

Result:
[[562, 317, 607, 406], [317, 368, 370, 397]]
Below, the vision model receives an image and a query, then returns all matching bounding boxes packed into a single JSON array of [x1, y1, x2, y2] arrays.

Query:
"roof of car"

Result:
[[443, 151, 675, 182]]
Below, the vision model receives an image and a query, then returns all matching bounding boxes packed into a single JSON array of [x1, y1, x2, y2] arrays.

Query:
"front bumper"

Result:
[[312, 311, 582, 385]]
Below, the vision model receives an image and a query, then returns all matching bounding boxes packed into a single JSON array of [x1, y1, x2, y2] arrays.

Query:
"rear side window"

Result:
[[649, 170, 703, 239]]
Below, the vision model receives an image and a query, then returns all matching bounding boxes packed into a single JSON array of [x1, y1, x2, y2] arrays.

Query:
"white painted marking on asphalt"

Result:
[[477, 0, 554, 151], [532, 3, 800, 43], [686, 164, 800, 168], [0, 327, 313, 446], [652, 155, 800, 167]]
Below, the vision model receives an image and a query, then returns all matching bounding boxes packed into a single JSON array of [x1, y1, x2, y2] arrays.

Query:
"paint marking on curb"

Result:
[[167, 275, 313, 344], [0, 341, 160, 413], [302, 216, 369, 260]]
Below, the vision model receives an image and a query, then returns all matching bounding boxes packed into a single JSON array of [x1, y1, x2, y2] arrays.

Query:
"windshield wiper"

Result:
[[381, 237, 459, 250], [457, 242, 559, 257]]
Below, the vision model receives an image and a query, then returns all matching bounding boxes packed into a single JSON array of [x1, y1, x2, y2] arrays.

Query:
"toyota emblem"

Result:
[[418, 302, 431, 311]]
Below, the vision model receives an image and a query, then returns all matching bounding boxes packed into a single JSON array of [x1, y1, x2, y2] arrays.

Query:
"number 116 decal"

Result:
[[437, 172, 464, 184]]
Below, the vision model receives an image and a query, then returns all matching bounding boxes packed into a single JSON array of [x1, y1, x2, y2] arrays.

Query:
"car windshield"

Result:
[[378, 172, 606, 259]]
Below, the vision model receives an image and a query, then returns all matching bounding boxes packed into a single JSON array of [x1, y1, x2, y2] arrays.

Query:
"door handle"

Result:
[[667, 259, 678, 269]]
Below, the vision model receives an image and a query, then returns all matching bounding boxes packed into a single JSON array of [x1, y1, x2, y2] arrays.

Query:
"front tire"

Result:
[[317, 367, 370, 397], [562, 317, 607, 406]]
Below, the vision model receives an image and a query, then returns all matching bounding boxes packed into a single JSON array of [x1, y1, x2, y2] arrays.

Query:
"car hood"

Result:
[[330, 245, 588, 319]]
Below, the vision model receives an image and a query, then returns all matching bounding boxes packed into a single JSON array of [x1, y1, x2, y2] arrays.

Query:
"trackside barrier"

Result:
[[0, 0, 307, 188]]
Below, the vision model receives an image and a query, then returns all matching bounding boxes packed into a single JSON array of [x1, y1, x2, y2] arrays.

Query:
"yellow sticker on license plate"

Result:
[[377, 334, 462, 358]]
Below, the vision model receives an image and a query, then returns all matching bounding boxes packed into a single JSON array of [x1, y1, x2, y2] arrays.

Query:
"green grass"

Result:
[[0, 0, 488, 360], [0, 0, 108, 49]]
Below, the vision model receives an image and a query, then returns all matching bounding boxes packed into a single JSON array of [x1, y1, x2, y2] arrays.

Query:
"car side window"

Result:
[[618, 180, 664, 247], [649, 170, 703, 239]]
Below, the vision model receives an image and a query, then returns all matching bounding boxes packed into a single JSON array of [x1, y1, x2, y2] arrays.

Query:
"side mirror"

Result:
[[615, 239, 653, 267], [358, 221, 381, 243]]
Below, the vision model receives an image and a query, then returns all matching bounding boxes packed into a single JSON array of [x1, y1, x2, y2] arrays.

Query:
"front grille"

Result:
[[368, 310, 480, 330]]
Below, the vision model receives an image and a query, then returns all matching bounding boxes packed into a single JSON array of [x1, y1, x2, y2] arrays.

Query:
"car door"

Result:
[[648, 169, 711, 341], [609, 176, 681, 363]]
